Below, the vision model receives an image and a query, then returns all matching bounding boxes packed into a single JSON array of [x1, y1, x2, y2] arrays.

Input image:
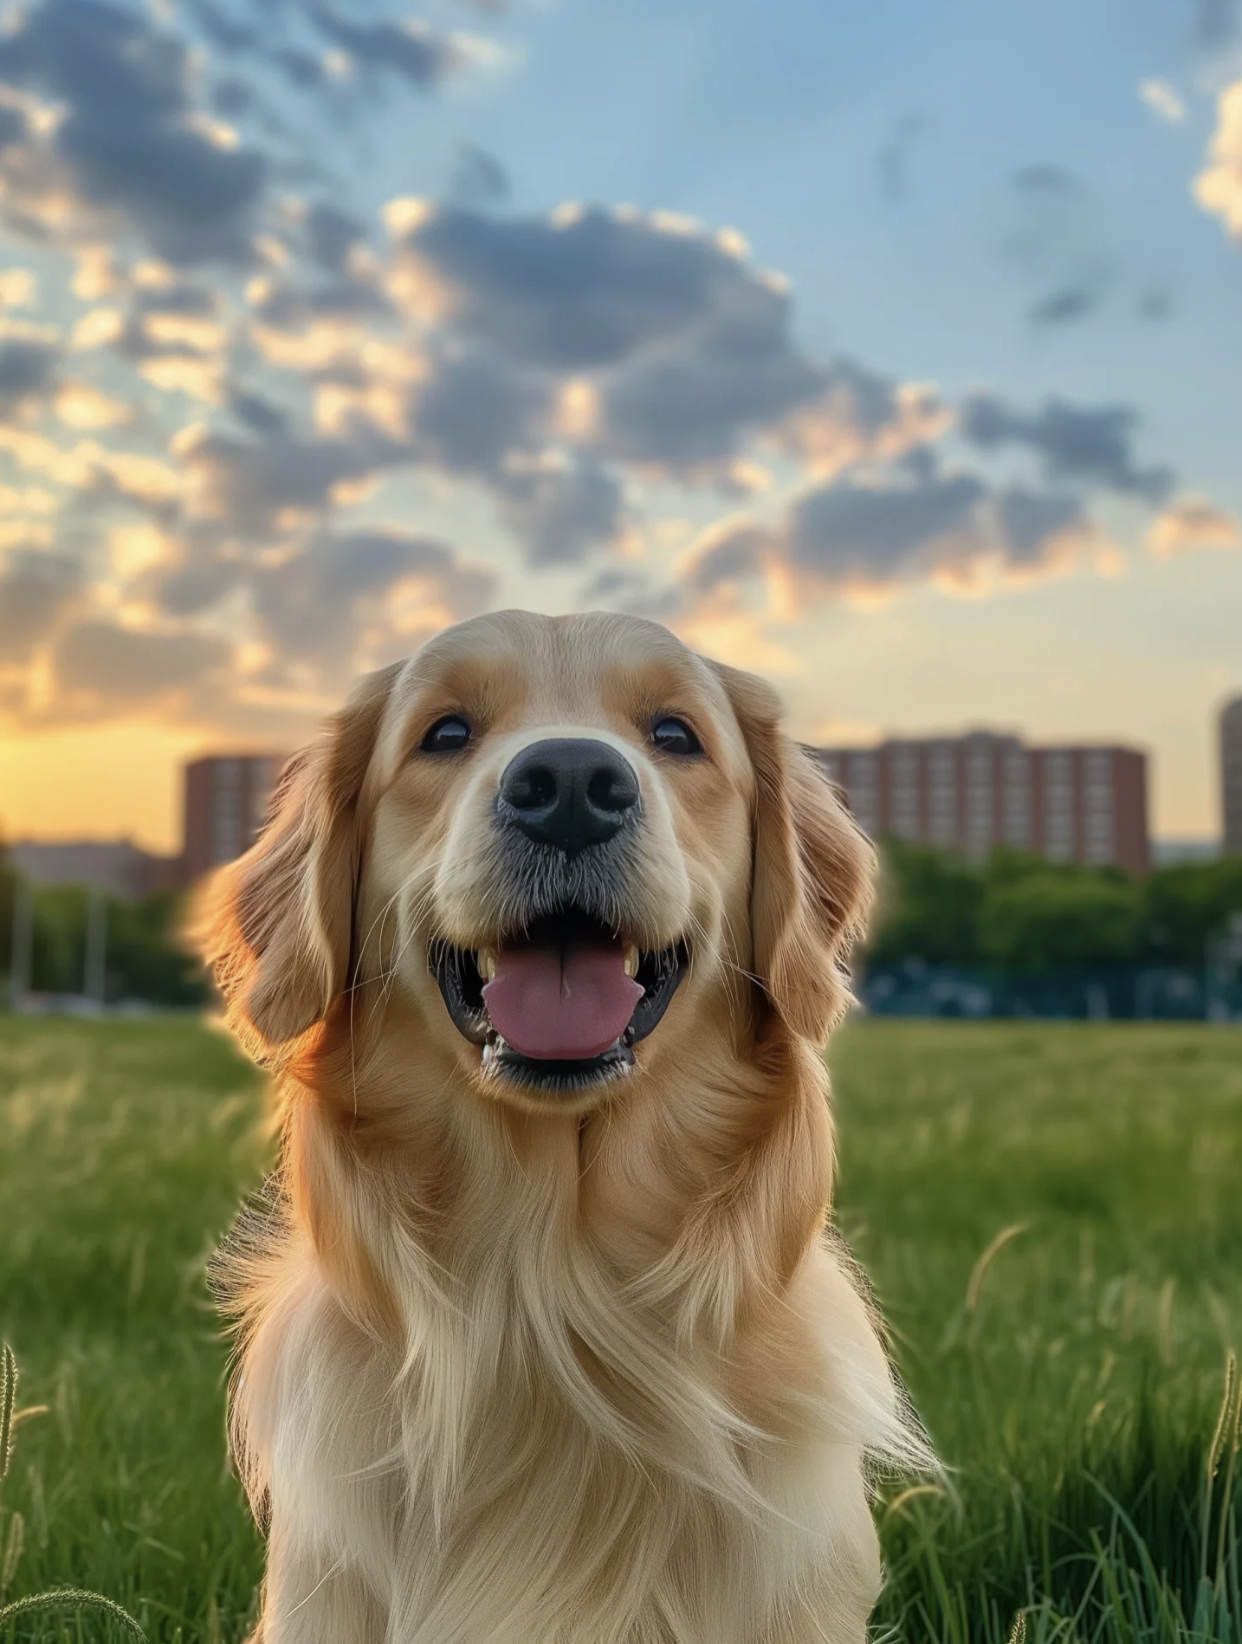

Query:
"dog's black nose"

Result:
[[498, 738, 641, 855]]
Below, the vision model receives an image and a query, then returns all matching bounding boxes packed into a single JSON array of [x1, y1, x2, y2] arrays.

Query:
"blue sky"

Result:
[[0, 0, 1239, 849]]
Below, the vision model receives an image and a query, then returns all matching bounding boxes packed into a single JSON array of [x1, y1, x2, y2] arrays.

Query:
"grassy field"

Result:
[[0, 1018, 1239, 1642]]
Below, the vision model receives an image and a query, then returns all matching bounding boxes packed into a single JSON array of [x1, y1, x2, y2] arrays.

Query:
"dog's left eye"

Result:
[[651, 716, 702, 757], [421, 715, 472, 754]]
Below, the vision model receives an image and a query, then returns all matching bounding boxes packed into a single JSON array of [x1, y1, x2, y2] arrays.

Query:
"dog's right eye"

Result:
[[421, 715, 472, 754]]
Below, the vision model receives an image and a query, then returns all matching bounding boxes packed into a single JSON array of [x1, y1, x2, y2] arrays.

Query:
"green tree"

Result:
[[868, 840, 985, 965], [1143, 858, 1242, 966], [979, 870, 1145, 971]]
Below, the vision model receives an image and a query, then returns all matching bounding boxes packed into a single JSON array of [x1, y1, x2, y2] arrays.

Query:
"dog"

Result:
[[201, 610, 927, 1644]]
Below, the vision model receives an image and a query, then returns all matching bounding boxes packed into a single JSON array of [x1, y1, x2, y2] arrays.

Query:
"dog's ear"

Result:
[[198, 665, 398, 1057], [712, 660, 875, 1043]]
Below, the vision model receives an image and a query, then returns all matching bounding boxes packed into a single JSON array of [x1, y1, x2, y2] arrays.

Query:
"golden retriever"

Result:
[[201, 610, 926, 1644]]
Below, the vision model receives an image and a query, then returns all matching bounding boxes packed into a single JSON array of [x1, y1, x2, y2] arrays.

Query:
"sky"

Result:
[[0, 0, 1240, 853]]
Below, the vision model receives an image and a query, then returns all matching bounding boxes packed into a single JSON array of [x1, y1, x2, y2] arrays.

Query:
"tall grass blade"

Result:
[[0, 1588, 146, 1635]]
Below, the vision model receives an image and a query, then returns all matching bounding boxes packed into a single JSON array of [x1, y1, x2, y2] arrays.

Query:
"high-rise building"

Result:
[[1222, 697, 1242, 856], [813, 731, 1149, 874], [182, 754, 287, 884]]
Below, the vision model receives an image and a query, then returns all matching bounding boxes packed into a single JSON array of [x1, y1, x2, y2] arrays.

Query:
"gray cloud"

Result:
[[0, 336, 60, 415], [1004, 165, 1111, 333], [789, 471, 987, 585], [394, 205, 791, 371], [179, 426, 403, 532], [1028, 284, 1099, 327], [681, 521, 770, 598], [303, 4, 468, 87], [410, 349, 550, 476], [51, 618, 234, 712], [1192, 0, 1239, 46], [961, 394, 1174, 502], [449, 142, 511, 207], [495, 457, 625, 565], [995, 486, 1088, 562], [0, 550, 81, 663], [227, 387, 290, 435], [0, 0, 267, 263], [251, 527, 495, 660], [305, 202, 366, 270], [600, 335, 823, 467]]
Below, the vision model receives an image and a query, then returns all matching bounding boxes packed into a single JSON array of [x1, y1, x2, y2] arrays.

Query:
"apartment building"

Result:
[[182, 754, 287, 883], [813, 731, 1149, 874]]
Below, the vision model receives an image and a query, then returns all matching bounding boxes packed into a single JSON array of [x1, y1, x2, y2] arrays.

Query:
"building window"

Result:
[[1002, 749, 1031, 848], [847, 751, 880, 837], [211, 760, 242, 866], [1043, 752, 1074, 861], [890, 746, 920, 840]]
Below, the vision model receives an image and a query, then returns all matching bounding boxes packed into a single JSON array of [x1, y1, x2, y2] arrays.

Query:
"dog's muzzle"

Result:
[[431, 738, 688, 1096]]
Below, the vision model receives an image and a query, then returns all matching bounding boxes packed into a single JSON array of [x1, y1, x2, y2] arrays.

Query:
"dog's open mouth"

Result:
[[431, 911, 689, 1094]]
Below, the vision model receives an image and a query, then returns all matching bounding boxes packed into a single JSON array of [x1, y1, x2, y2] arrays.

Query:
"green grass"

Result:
[[829, 1024, 1242, 1643], [0, 1018, 1239, 1642]]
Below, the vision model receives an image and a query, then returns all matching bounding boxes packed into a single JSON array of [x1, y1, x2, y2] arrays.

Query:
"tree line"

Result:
[[867, 841, 1242, 972], [0, 847, 205, 1007], [4, 835, 1242, 1006]]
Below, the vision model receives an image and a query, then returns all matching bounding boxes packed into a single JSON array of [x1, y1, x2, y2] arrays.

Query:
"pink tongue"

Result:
[[482, 942, 644, 1060]]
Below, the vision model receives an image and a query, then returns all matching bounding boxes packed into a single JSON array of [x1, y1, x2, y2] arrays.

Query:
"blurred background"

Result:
[[0, 2, 1241, 1641], [0, 0, 1241, 1016]]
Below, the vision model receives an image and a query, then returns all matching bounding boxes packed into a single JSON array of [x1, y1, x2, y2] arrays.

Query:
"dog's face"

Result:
[[203, 611, 873, 1113]]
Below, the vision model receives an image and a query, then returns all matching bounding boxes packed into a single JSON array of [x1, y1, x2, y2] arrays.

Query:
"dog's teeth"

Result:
[[623, 945, 640, 978], [478, 948, 497, 982], [481, 1043, 494, 1066]]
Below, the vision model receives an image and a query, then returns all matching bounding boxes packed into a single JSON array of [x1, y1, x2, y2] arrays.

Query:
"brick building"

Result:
[[182, 754, 286, 884], [1221, 697, 1242, 856], [813, 731, 1149, 874]]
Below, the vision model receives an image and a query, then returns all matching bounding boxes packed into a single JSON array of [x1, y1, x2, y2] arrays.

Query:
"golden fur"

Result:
[[200, 611, 928, 1644]]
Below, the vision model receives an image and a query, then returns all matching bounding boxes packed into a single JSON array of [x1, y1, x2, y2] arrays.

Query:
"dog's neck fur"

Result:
[[223, 986, 842, 1520]]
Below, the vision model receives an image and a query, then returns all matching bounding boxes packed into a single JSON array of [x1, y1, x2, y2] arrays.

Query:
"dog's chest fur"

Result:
[[229, 1108, 904, 1644]]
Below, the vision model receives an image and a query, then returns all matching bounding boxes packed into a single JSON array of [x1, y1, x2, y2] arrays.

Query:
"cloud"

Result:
[[49, 617, 235, 716], [303, 5, 472, 88], [0, 0, 267, 264], [1148, 496, 1242, 554], [408, 347, 550, 476], [1028, 285, 1099, 327], [449, 143, 511, 207], [250, 526, 495, 663], [495, 455, 625, 564], [994, 486, 1091, 565], [961, 393, 1174, 501], [671, 462, 1100, 618], [0, 547, 81, 663], [388, 203, 791, 371], [599, 332, 823, 468], [679, 519, 772, 600], [1196, 80, 1242, 238], [1139, 79, 1187, 123], [0, 334, 60, 415], [1191, 0, 1240, 48], [787, 469, 988, 587], [1003, 165, 1111, 330], [177, 424, 400, 532], [301, 202, 367, 272], [875, 113, 928, 204]]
